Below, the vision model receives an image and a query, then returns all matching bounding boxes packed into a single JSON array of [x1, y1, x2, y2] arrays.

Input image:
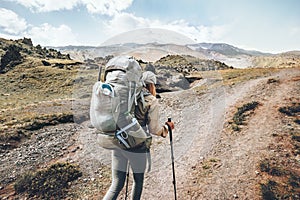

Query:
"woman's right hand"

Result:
[[165, 121, 175, 130]]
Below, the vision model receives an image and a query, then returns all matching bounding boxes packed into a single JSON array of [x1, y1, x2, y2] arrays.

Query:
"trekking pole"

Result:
[[98, 66, 102, 81], [166, 117, 177, 200], [125, 164, 130, 200]]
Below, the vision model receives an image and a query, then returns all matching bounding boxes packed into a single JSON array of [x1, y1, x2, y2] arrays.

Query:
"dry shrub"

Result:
[[14, 162, 82, 199], [232, 101, 259, 131]]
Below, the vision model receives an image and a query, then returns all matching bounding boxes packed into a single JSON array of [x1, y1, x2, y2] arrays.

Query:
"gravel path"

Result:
[[0, 123, 80, 189]]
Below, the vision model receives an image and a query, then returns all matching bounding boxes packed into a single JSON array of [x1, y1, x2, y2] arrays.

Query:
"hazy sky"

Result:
[[0, 0, 299, 53]]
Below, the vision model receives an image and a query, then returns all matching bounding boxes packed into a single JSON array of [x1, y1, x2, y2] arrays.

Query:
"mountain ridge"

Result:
[[1, 36, 299, 69], [55, 42, 300, 68], [188, 42, 273, 56]]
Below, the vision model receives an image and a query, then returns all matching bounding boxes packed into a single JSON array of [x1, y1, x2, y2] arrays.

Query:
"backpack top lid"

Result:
[[105, 56, 142, 83]]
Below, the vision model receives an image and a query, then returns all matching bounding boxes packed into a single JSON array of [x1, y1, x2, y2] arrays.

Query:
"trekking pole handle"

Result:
[[166, 117, 173, 141]]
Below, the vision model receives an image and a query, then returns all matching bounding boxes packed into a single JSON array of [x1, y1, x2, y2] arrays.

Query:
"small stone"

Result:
[[71, 146, 79, 152]]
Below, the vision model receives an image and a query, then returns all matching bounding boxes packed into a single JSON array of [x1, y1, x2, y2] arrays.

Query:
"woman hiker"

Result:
[[103, 71, 174, 200]]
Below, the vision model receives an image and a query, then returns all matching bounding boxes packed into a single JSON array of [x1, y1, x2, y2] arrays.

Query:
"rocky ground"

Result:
[[0, 67, 299, 199], [181, 68, 300, 199]]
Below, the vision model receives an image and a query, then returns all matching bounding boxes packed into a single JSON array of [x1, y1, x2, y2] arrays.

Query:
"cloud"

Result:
[[103, 12, 155, 34], [103, 12, 229, 43], [7, 0, 80, 12], [26, 23, 79, 46], [0, 8, 28, 34], [8, 0, 133, 15], [290, 26, 300, 36], [193, 24, 230, 42], [82, 0, 133, 16], [0, 33, 23, 40], [0, 8, 78, 46], [151, 20, 230, 43]]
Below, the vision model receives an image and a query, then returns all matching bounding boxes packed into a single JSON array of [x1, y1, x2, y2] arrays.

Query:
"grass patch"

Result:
[[261, 180, 278, 200], [0, 60, 96, 145], [0, 112, 74, 143], [22, 113, 74, 130], [193, 68, 283, 99], [267, 78, 280, 84], [202, 163, 211, 170], [0, 57, 93, 110], [220, 68, 278, 85], [259, 159, 300, 199], [291, 132, 300, 143], [259, 125, 300, 200], [289, 173, 300, 188], [231, 101, 259, 131], [68, 164, 111, 199], [14, 162, 82, 199], [278, 103, 300, 154], [260, 178, 300, 200], [0, 64, 77, 110], [201, 158, 221, 171], [278, 103, 300, 116], [259, 159, 286, 176]]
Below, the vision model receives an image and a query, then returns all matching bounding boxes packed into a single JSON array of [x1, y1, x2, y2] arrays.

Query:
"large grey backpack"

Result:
[[90, 56, 149, 149]]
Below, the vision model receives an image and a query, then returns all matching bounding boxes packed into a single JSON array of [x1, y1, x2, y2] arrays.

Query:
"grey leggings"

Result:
[[103, 149, 147, 200]]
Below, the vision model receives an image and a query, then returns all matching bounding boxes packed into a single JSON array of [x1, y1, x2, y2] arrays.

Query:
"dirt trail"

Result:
[[180, 68, 300, 199], [1, 68, 299, 199], [71, 68, 300, 199], [72, 73, 227, 199]]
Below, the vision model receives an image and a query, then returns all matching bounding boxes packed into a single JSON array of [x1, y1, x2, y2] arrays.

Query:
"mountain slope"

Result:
[[57, 42, 300, 69], [188, 43, 270, 56]]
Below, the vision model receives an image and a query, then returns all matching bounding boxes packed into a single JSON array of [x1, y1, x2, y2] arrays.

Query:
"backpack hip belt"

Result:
[[115, 118, 138, 149]]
